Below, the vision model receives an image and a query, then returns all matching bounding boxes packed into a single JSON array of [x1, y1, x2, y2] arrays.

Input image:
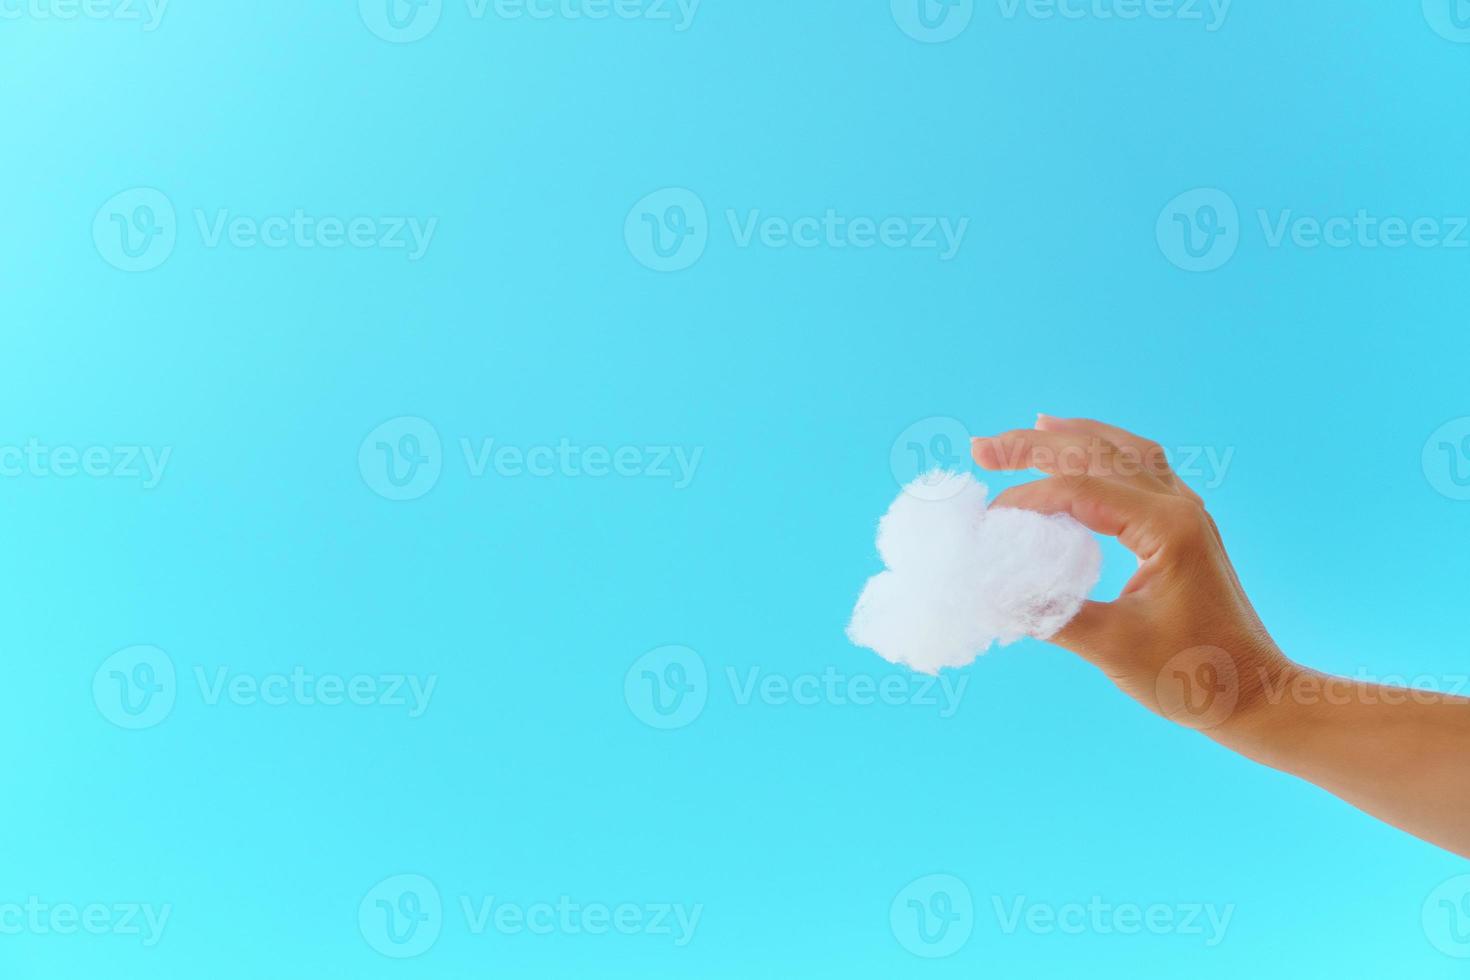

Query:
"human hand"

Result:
[[972, 414, 1470, 858], [970, 415, 1294, 741]]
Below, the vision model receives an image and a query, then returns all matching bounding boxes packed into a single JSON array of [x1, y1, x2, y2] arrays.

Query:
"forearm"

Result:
[[1216, 661, 1470, 858]]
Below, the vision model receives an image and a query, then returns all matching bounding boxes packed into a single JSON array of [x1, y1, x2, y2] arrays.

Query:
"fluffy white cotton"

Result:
[[847, 470, 1102, 674]]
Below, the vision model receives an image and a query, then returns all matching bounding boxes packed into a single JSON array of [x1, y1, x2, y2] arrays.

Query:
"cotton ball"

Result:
[[875, 471, 989, 574], [972, 507, 1102, 644], [848, 469, 1102, 673], [846, 570, 995, 675]]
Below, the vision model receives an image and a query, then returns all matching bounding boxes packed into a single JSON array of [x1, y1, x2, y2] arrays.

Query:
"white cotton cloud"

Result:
[[847, 471, 1102, 674]]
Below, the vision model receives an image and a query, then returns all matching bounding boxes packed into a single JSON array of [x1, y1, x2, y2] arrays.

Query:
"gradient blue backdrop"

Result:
[[4, 0, 1470, 976]]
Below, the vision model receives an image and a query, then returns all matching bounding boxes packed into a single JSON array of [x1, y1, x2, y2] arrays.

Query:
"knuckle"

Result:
[[1162, 497, 1211, 545]]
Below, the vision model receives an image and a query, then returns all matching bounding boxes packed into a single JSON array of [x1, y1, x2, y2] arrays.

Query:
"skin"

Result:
[[971, 414, 1470, 859]]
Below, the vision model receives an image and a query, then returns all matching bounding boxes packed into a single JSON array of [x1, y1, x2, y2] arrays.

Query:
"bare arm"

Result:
[[972, 415, 1470, 858]]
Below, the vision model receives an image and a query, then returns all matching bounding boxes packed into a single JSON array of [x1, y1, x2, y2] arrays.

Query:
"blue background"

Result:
[[4, 0, 1470, 975]]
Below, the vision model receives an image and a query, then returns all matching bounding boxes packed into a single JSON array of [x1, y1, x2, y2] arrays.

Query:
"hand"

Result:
[[971, 414, 1470, 859], [971, 414, 1292, 736]]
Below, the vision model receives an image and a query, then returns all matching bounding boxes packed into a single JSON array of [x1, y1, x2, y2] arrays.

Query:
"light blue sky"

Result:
[[3, 1, 1469, 975]]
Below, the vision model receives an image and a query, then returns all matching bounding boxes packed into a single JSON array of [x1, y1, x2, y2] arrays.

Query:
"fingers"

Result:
[[1049, 599, 1133, 665], [991, 475, 1177, 560], [971, 428, 1169, 490], [1035, 414, 1201, 502]]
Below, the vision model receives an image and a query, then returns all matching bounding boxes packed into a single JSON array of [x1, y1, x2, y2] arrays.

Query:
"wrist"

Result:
[[1207, 645, 1310, 768]]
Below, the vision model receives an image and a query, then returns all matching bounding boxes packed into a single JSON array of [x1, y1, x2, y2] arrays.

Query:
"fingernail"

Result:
[[1036, 413, 1054, 427]]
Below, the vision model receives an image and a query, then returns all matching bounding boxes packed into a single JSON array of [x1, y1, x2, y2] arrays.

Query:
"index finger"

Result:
[[1035, 415, 1200, 502], [991, 475, 1174, 561]]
